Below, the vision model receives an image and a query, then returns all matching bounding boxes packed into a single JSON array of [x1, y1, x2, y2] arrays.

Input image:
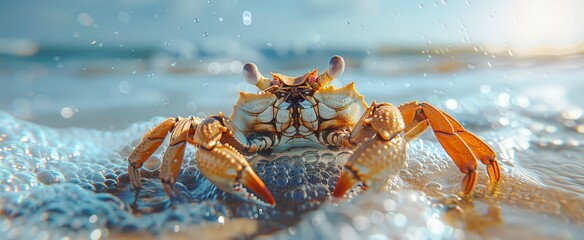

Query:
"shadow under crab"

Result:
[[120, 148, 357, 231]]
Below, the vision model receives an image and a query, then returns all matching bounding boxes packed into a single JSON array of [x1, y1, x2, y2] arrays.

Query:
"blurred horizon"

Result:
[[2, 0, 584, 58]]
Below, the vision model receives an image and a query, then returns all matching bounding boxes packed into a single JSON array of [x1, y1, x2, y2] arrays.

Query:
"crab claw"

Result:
[[332, 164, 363, 198], [196, 143, 275, 207], [332, 134, 407, 198], [332, 137, 407, 198], [236, 166, 276, 207]]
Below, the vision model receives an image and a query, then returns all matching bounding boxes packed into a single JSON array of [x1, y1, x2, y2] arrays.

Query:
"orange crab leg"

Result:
[[159, 117, 197, 197], [398, 101, 500, 194], [439, 112, 501, 183], [398, 101, 429, 141], [128, 117, 177, 189]]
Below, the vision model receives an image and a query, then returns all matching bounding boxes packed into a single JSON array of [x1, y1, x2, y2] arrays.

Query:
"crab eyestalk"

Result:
[[243, 63, 272, 91], [313, 55, 345, 90]]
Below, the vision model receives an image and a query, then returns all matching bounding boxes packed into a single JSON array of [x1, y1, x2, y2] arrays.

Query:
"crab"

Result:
[[127, 56, 501, 207]]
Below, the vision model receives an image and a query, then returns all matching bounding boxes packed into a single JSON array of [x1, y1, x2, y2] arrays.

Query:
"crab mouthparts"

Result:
[[233, 167, 276, 207]]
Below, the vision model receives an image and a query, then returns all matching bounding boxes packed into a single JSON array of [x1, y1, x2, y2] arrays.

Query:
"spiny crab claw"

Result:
[[331, 164, 363, 198], [196, 143, 275, 207], [233, 166, 276, 207]]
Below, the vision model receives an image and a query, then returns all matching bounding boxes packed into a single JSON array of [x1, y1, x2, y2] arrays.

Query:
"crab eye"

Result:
[[243, 63, 261, 85], [243, 62, 272, 90], [327, 55, 345, 79]]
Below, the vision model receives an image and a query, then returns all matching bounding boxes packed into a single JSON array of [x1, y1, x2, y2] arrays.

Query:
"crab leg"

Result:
[[128, 117, 177, 189], [332, 103, 408, 197], [159, 117, 198, 198], [193, 117, 276, 207], [398, 101, 501, 194]]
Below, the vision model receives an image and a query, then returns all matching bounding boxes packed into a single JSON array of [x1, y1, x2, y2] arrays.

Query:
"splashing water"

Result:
[[2, 56, 584, 239]]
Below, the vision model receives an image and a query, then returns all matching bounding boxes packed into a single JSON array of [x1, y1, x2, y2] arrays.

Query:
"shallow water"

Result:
[[1, 54, 584, 239]]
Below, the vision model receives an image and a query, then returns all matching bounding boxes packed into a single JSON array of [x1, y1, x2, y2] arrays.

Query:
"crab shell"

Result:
[[229, 80, 368, 152]]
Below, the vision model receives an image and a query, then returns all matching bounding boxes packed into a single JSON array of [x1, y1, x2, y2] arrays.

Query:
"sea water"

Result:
[[1, 54, 583, 239]]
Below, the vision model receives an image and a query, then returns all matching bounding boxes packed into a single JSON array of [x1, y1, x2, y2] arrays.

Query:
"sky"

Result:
[[1, 0, 584, 55]]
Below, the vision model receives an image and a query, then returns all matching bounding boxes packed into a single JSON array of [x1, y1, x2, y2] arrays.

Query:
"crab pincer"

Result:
[[195, 143, 275, 207], [192, 117, 276, 207]]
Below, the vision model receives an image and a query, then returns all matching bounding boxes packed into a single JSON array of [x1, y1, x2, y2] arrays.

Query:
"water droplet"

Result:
[[88, 215, 98, 223], [562, 107, 583, 120], [202, 32, 209, 37], [441, 0, 447, 5], [499, 117, 510, 126], [230, 61, 243, 73], [60, 107, 75, 119], [132, 70, 137, 75], [466, 0, 471, 5], [383, 199, 396, 211], [78, 12, 93, 27], [393, 213, 407, 227], [576, 125, 584, 133], [98, 43, 103, 47], [267, 42, 273, 47], [218, 17, 223, 22], [148, 73, 154, 78], [427, 217, 445, 235], [418, 4, 424, 9], [90, 40, 97, 45], [193, 18, 199, 23], [90, 229, 102, 240], [445, 99, 458, 109], [352, 215, 370, 231], [207, 62, 221, 75], [164, 42, 170, 47], [118, 81, 133, 94], [242, 11, 252, 25], [171, 62, 177, 67]]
